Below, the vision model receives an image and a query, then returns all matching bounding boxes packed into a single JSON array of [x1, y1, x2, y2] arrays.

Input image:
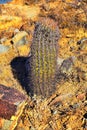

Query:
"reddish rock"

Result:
[[76, 93, 85, 100], [0, 84, 26, 104], [0, 84, 27, 120], [0, 99, 16, 120]]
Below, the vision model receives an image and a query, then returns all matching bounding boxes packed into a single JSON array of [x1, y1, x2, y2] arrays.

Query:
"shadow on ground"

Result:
[[10, 56, 33, 97], [10, 56, 68, 98]]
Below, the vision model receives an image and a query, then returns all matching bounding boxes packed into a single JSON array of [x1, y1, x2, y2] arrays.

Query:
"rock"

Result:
[[57, 57, 64, 68], [77, 37, 87, 51], [0, 84, 27, 130], [1, 5, 40, 20], [71, 103, 81, 109], [59, 56, 75, 75], [14, 28, 20, 35], [78, 54, 87, 64], [11, 31, 28, 47], [76, 93, 85, 100], [56, 56, 76, 81], [49, 93, 73, 106], [0, 44, 9, 54], [0, 15, 22, 31], [0, 37, 7, 44]]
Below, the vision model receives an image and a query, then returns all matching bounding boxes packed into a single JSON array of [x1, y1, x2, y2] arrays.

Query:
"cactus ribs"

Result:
[[26, 18, 59, 98]]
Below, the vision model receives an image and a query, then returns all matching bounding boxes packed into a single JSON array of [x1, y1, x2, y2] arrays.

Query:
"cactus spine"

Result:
[[27, 19, 59, 98]]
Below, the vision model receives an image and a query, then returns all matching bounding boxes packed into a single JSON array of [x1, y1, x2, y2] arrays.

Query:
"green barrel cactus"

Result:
[[26, 18, 59, 98]]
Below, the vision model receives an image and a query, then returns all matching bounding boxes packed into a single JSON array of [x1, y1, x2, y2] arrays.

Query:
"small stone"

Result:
[[53, 110, 58, 115], [76, 93, 85, 100], [14, 28, 20, 35], [0, 37, 7, 44], [78, 54, 87, 64], [59, 56, 75, 75], [0, 44, 9, 54], [77, 37, 87, 51], [11, 31, 28, 46], [57, 57, 64, 68], [72, 103, 80, 109]]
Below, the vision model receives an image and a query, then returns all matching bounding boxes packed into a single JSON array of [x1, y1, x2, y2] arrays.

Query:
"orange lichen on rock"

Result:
[[0, 16, 22, 30]]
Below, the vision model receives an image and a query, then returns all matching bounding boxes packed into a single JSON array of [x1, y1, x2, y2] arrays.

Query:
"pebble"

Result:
[[14, 28, 20, 35], [72, 103, 80, 109], [11, 31, 28, 47], [53, 110, 58, 115], [76, 93, 85, 100], [57, 57, 64, 67], [59, 56, 75, 75], [77, 37, 87, 51], [0, 37, 7, 44], [78, 54, 87, 64], [0, 44, 9, 54]]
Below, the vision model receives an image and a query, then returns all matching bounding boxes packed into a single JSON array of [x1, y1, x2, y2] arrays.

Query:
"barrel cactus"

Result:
[[26, 18, 59, 98]]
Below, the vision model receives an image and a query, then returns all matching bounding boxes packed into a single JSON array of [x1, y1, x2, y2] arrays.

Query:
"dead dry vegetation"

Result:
[[0, 0, 87, 130]]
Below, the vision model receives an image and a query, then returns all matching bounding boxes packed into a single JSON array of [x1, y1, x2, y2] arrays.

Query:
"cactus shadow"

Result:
[[10, 56, 33, 96]]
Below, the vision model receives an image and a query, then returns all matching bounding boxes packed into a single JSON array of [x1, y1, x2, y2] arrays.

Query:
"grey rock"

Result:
[[59, 56, 75, 75], [0, 44, 9, 53]]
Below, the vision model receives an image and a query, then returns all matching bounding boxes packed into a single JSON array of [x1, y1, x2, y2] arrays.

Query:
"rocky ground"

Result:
[[0, 0, 87, 130]]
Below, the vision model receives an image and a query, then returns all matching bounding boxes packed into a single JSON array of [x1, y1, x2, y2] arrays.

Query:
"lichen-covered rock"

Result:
[[0, 16, 22, 30]]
